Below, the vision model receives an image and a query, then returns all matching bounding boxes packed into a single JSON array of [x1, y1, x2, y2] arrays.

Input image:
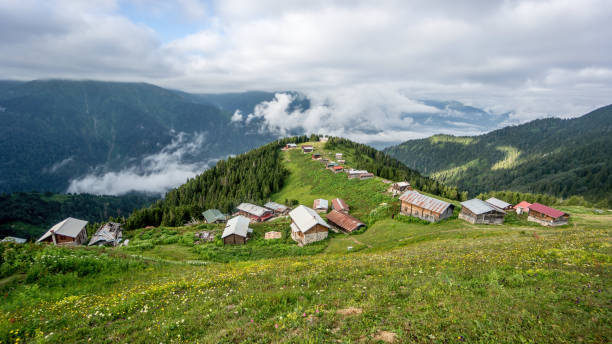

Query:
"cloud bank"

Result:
[[67, 132, 219, 195]]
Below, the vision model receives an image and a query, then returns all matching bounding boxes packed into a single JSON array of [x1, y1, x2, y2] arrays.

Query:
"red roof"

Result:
[[513, 201, 532, 209], [331, 198, 349, 212], [333, 166, 343, 170], [326, 210, 364, 232], [528, 203, 567, 218]]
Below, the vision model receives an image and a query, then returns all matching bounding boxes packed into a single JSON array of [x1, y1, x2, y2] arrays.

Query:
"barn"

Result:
[[485, 197, 513, 212], [399, 191, 454, 223], [514, 201, 532, 215], [527, 203, 570, 226], [235, 203, 274, 222], [331, 198, 349, 213], [313, 199, 329, 213], [222, 216, 252, 245], [37, 217, 88, 245], [326, 210, 365, 233], [264, 201, 290, 215], [459, 199, 506, 224], [289, 205, 330, 246], [202, 209, 227, 223]]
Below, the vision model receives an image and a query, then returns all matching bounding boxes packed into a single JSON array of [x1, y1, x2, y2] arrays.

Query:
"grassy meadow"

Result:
[[0, 142, 610, 343]]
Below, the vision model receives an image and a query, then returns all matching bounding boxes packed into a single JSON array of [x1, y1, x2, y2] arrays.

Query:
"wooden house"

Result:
[[399, 191, 454, 223], [347, 169, 368, 179], [335, 153, 343, 159], [289, 205, 330, 246], [527, 203, 569, 226], [235, 203, 274, 222], [312, 153, 322, 160], [514, 201, 532, 215], [313, 198, 329, 213], [486, 197, 513, 212], [459, 199, 505, 224], [37, 217, 88, 245], [337, 159, 346, 164], [388, 181, 412, 196], [264, 201, 290, 215], [88, 222, 123, 246], [332, 165, 344, 173], [331, 198, 349, 213], [222, 216, 251, 245], [285, 143, 297, 149], [302, 145, 313, 153], [202, 209, 227, 223], [326, 210, 365, 233], [359, 172, 374, 180]]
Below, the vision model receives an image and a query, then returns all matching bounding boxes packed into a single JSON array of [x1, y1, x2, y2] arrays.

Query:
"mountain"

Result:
[[384, 104, 612, 206]]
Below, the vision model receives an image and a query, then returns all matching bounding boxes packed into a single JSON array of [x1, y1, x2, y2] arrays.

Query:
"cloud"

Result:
[[67, 132, 219, 195], [230, 109, 243, 122], [44, 157, 74, 174]]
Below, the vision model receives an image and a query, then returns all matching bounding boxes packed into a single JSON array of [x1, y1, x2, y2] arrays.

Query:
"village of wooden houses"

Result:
[[14, 137, 571, 251]]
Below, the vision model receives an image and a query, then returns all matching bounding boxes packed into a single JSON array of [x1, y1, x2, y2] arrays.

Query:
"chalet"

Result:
[[331, 198, 349, 213], [527, 203, 569, 226], [202, 209, 227, 223], [37, 217, 88, 245], [313, 198, 329, 213], [235, 203, 274, 222], [264, 201, 290, 215], [486, 197, 513, 212], [312, 153, 322, 160], [289, 205, 330, 245], [388, 181, 412, 196], [335, 153, 343, 159], [332, 165, 344, 173], [1, 236, 26, 244], [359, 172, 374, 180], [514, 201, 532, 215], [88, 222, 123, 246], [347, 169, 368, 179], [285, 143, 297, 149], [302, 145, 313, 153], [222, 216, 252, 245], [264, 231, 282, 240], [459, 199, 505, 224], [399, 191, 454, 223], [326, 210, 365, 233]]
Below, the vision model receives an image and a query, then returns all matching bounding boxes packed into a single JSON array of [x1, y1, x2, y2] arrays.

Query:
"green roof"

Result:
[[202, 209, 227, 223]]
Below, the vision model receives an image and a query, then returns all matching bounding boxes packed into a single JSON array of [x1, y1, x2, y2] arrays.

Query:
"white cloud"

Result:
[[66, 132, 219, 195], [230, 109, 243, 122], [44, 157, 74, 174]]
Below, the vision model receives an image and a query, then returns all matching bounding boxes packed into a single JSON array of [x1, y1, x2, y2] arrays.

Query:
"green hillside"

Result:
[[384, 105, 612, 207], [1, 138, 611, 343]]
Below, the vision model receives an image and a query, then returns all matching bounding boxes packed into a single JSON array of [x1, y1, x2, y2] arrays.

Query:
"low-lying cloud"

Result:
[[67, 132, 219, 196]]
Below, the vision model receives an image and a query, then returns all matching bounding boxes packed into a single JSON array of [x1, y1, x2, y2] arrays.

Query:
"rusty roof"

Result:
[[331, 198, 349, 212], [326, 210, 364, 232], [528, 203, 567, 219], [399, 190, 453, 214]]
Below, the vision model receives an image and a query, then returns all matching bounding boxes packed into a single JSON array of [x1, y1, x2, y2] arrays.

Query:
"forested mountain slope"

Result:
[[384, 105, 612, 206]]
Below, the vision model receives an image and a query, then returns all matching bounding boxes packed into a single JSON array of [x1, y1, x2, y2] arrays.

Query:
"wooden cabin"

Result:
[[332, 165, 344, 173], [312, 153, 322, 160], [527, 203, 569, 226], [485, 197, 513, 212], [326, 210, 365, 233], [335, 153, 343, 159], [289, 205, 330, 246], [359, 173, 374, 180], [514, 201, 532, 215], [264, 201, 290, 215], [301, 145, 313, 153], [313, 199, 329, 213], [222, 216, 251, 245], [388, 181, 412, 196], [399, 191, 454, 223], [459, 199, 505, 224], [331, 198, 349, 214], [347, 169, 368, 179], [235, 203, 274, 222], [285, 143, 297, 149], [37, 217, 88, 245], [202, 209, 227, 223]]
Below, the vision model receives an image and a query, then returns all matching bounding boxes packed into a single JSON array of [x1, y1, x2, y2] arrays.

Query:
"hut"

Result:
[[285, 143, 297, 149], [337, 159, 346, 164], [313, 199, 329, 213], [202, 209, 227, 223], [399, 191, 454, 223], [388, 181, 412, 196], [88, 222, 123, 246], [459, 199, 505, 224], [359, 172, 374, 180], [264, 231, 282, 240], [222, 216, 252, 245], [264, 201, 290, 215], [326, 161, 337, 168], [37, 217, 88, 245], [514, 201, 532, 215], [302, 145, 313, 153], [527, 203, 569, 226], [332, 166, 344, 173], [347, 169, 368, 179], [289, 205, 330, 245], [235, 203, 274, 222], [335, 153, 343, 159], [331, 198, 349, 213], [312, 153, 322, 160], [1, 236, 27, 244], [486, 197, 513, 212], [326, 210, 365, 233]]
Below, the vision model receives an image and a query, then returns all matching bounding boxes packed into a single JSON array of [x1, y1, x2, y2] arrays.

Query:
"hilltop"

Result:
[[384, 104, 612, 207]]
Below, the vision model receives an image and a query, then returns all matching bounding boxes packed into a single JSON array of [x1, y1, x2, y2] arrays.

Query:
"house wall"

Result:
[[223, 234, 246, 245], [291, 223, 328, 245], [400, 201, 453, 223], [528, 211, 569, 226], [459, 208, 504, 225]]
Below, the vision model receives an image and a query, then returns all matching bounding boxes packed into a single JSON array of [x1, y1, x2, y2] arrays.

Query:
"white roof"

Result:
[[486, 197, 512, 209], [461, 199, 505, 215], [313, 199, 328, 209], [1, 236, 27, 244], [393, 181, 410, 187], [264, 201, 289, 212], [287, 143, 297, 147], [37, 217, 88, 242], [347, 169, 368, 174], [222, 216, 251, 238], [289, 205, 330, 233], [236, 203, 271, 217]]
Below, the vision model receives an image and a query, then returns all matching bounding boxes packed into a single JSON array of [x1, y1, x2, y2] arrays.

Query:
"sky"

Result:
[[1, 0, 611, 122]]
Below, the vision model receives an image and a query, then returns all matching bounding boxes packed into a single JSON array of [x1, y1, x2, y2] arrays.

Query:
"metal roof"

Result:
[[289, 205, 330, 232], [461, 199, 505, 215], [1, 236, 27, 244], [347, 169, 368, 175], [326, 210, 364, 232], [37, 217, 88, 242], [88, 222, 122, 246], [202, 209, 227, 223], [513, 201, 532, 209], [528, 203, 567, 218], [222, 216, 251, 238], [313, 199, 328, 210], [392, 181, 411, 188], [236, 203, 272, 217], [399, 191, 453, 214], [331, 198, 349, 212], [264, 202, 289, 212], [486, 197, 512, 209]]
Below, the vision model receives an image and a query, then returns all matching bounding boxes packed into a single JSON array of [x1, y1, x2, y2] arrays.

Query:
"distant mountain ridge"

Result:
[[384, 104, 612, 206]]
